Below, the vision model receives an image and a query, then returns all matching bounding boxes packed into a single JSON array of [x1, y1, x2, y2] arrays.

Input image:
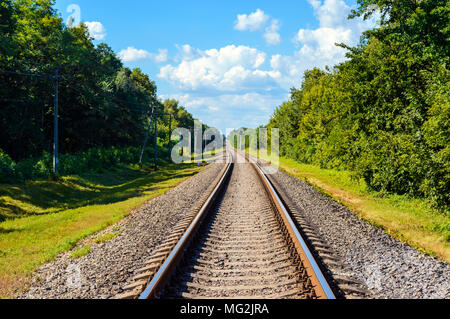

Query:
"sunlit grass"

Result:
[[93, 232, 119, 244], [178, 147, 224, 163], [246, 147, 450, 263], [70, 245, 90, 259]]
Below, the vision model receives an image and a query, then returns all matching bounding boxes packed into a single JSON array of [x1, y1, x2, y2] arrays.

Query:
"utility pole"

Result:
[[168, 114, 172, 159], [154, 113, 158, 171], [53, 68, 59, 177], [139, 107, 155, 165]]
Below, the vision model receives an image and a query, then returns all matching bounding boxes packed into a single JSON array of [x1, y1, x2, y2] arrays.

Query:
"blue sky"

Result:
[[54, 0, 376, 133]]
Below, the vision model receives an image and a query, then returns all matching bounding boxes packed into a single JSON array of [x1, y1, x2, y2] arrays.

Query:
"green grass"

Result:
[[184, 148, 225, 163], [0, 161, 204, 298], [246, 147, 450, 263], [93, 232, 119, 244]]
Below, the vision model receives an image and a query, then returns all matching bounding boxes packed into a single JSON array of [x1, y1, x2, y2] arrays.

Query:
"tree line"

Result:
[[0, 0, 207, 181], [266, 0, 449, 210]]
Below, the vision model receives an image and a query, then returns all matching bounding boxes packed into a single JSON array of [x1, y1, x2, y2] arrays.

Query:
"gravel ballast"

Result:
[[20, 162, 224, 299], [18, 153, 449, 299], [166, 156, 313, 299], [267, 167, 449, 299]]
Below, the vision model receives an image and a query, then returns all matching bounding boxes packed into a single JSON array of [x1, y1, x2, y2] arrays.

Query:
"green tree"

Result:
[[266, 0, 449, 209]]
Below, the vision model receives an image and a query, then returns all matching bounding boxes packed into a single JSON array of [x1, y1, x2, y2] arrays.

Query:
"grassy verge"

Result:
[[246, 148, 450, 263], [0, 162, 204, 298]]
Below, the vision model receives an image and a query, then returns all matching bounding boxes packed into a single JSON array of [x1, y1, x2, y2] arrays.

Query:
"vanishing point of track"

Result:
[[117, 148, 335, 299]]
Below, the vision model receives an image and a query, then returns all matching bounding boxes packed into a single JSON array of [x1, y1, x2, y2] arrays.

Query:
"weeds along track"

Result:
[[116, 149, 335, 299]]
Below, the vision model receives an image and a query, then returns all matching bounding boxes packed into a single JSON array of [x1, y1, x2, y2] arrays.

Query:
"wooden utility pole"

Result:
[[53, 68, 59, 176]]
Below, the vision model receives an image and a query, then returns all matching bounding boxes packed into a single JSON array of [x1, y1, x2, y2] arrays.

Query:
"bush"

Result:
[[0, 149, 15, 183], [354, 133, 429, 197], [32, 152, 52, 179], [0, 146, 161, 184]]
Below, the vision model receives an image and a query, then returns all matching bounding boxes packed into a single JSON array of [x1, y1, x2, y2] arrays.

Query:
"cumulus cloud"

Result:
[[118, 47, 169, 63], [234, 9, 269, 31], [313, 0, 352, 28], [264, 19, 281, 45], [307, 0, 322, 10], [169, 93, 282, 112], [174, 44, 205, 62], [235, 9, 282, 45], [156, 1, 377, 130], [295, 27, 352, 60], [161, 92, 286, 133], [208, 106, 220, 112], [118, 47, 151, 62], [154, 49, 169, 63], [85, 21, 107, 40], [293, 0, 375, 62], [266, 0, 377, 89], [158, 45, 280, 92]]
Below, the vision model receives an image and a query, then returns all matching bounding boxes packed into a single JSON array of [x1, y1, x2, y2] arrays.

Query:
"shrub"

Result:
[[32, 152, 52, 179], [0, 149, 15, 183], [0, 146, 161, 184]]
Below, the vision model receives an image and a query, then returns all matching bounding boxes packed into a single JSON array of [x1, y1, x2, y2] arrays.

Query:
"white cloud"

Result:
[[314, 0, 352, 28], [161, 92, 286, 132], [235, 10, 282, 45], [156, 1, 378, 130], [85, 21, 107, 40], [158, 45, 280, 92], [295, 27, 352, 60], [234, 9, 269, 31], [176, 93, 281, 111], [293, 0, 376, 61], [154, 49, 169, 63], [118, 47, 152, 62], [307, 0, 321, 10], [208, 106, 220, 112], [266, 0, 377, 88], [118, 47, 169, 63], [175, 44, 204, 61], [264, 19, 281, 45]]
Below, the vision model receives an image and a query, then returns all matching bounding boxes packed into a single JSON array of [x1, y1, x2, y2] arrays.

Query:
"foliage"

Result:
[[266, 0, 449, 211], [248, 147, 450, 262], [93, 232, 118, 244], [0, 145, 169, 183], [0, 161, 202, 297], [0, 149, 15, 183], [0, 0, 202, 163]]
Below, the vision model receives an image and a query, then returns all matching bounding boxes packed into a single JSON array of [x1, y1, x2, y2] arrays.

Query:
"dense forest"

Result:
[[0, 0, 202, 181], [266, 0, 449, 210]]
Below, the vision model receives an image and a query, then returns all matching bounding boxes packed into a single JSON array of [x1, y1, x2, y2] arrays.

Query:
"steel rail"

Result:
[[139, 147, 334, 299], [139, 152, 233, 299], [244, 150, 335, 299]]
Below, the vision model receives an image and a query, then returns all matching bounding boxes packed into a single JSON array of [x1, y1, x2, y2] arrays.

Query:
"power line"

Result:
[[0, 68, 161, 112], [139, 107, 155, 165], [59, 75, 158, 113], [1, 67, 60, 175], [0, 97, 41, 103], [0, 69, 50, 78], [1, 65, 175, 170]]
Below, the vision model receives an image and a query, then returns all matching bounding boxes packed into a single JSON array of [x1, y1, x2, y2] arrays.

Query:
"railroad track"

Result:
[[117, 148, 335, 299]]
